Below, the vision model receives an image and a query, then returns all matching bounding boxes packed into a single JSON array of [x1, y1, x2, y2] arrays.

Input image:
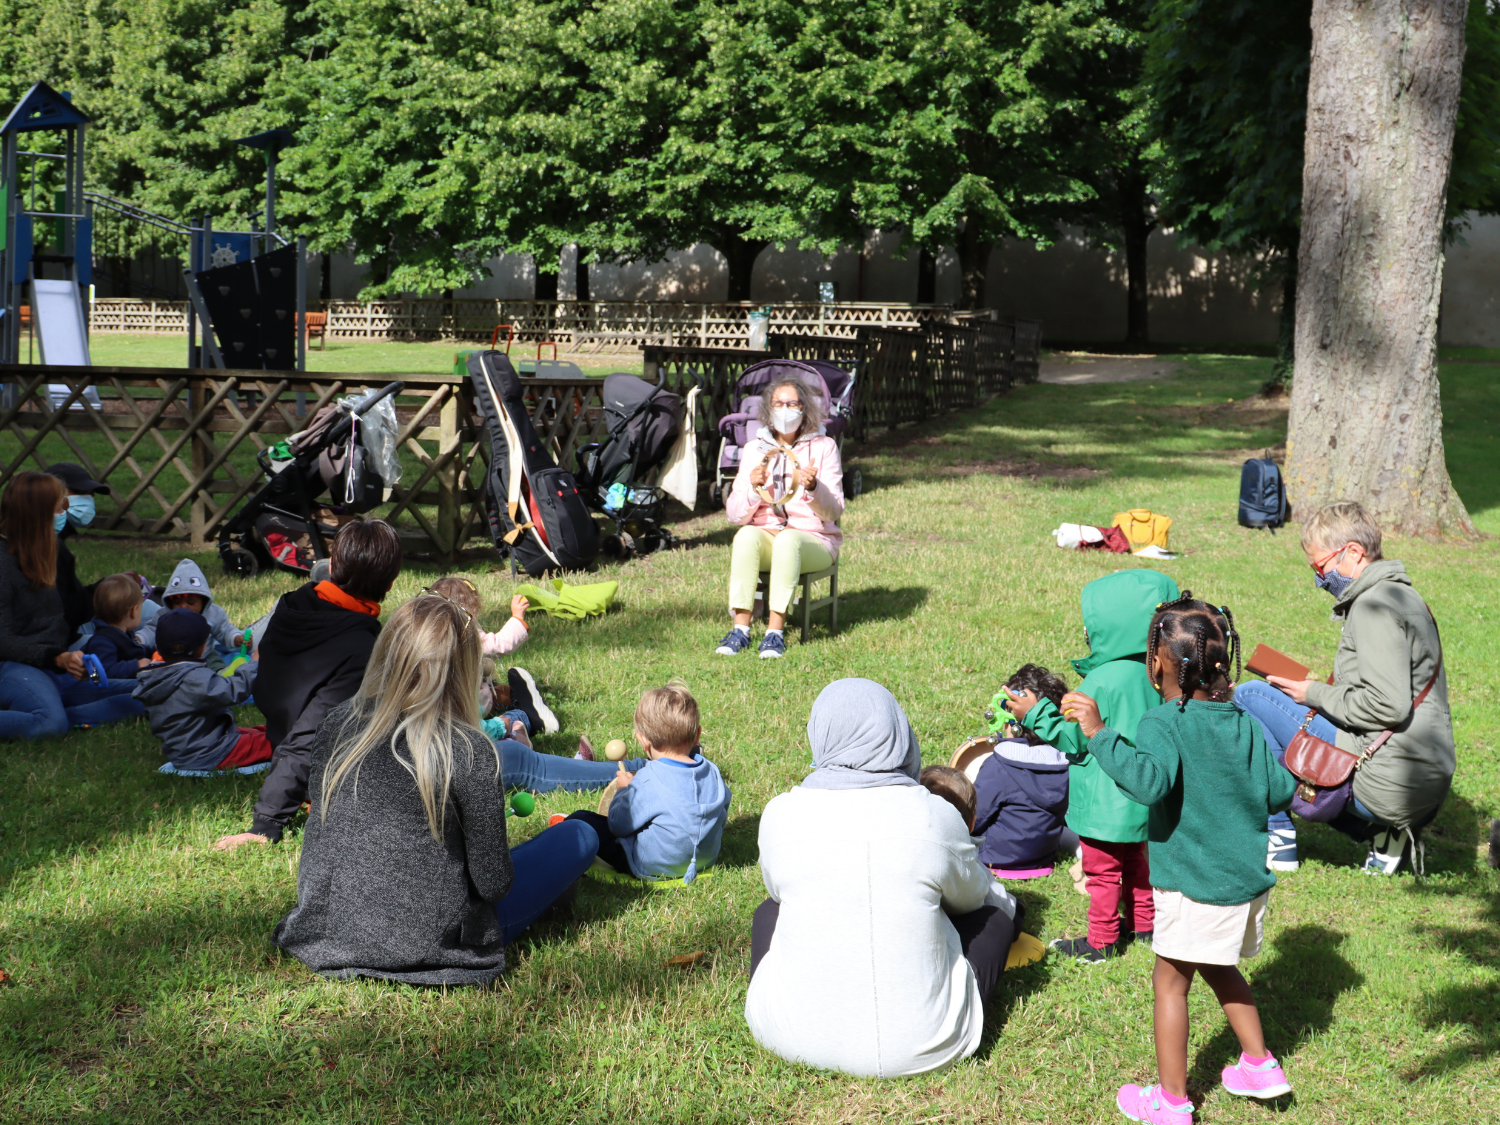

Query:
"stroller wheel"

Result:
[[659, 527, 677, 551], [222, 547, 260, 579], [602, 532, 636, 560], [708, 481, 723, 508], [848, 468, 863, 499]]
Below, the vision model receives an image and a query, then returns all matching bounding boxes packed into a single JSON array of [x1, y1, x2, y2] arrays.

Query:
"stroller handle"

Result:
[[352, 381, 406, 416]]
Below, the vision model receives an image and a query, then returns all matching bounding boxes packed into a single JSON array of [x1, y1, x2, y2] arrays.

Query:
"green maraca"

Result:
[[506, 792, 536, 819]]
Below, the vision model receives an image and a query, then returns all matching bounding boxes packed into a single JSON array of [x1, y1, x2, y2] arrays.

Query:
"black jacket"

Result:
[[82, 618, 152, 680], [250, 583, 381, 840], [0, 544, 70, 669], [272, 700, 515, 985], [55, 533, 98, 638]]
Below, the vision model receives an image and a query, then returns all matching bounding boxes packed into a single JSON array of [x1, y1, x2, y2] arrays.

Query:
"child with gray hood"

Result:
[[133, 609, 268, 776], [137, 558, 246, 669]]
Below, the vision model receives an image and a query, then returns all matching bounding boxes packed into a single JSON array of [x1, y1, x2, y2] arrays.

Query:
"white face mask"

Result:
[[771, 406, 804, 434]]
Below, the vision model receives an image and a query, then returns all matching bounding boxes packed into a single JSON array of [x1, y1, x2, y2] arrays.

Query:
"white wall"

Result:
[[1439, 213, 1500, 347]]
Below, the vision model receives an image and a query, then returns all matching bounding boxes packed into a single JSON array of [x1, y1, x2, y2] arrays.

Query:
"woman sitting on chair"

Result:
[[717, 375, 844, 659]]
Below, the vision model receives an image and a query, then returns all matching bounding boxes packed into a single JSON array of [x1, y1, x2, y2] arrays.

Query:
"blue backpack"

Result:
[[1238, 456, 1289, 530]]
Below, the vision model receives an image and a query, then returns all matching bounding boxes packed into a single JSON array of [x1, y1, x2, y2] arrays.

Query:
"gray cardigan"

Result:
[[272, 700, 515, 985]]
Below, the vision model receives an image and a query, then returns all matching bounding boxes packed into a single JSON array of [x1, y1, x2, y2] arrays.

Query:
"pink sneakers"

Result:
[[1221, 1054, 1292, 1098], [1116, 1084, 1194, 1124]]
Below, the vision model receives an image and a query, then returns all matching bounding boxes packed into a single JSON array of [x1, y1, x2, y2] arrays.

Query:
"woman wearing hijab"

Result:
[[744, 679, 1022, 1078]]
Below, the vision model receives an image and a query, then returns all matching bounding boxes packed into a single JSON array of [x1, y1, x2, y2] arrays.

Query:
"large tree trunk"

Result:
[[1121, 215, 1153, 346], [1288, 0, 1474, 539], [574, 247, 590, 303], [957, 217, 992, 310], [916, 247, 937, 304], [718, 233, 767, 302], [534, 253, 558, 302]]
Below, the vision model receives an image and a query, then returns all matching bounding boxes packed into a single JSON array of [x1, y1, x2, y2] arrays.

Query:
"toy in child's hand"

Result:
[[221, 627, 257, 677], [1059, 691, 1104, 736], [506, 792, 536, 819], [604, 739, 629, 762], [81, 653, 108, 687], [986, 687, 1030, 735]]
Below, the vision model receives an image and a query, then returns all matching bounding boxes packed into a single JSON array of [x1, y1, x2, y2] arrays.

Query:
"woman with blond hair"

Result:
[[717, 373, 844, 659], [272, 592, 600, 984], [1234, 501, 1452, 876], [0, 471, 142, 739]]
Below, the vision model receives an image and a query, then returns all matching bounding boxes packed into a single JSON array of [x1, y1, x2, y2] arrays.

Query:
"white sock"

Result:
[[734, 624, 750, 637], [766, 628, 784, 638]]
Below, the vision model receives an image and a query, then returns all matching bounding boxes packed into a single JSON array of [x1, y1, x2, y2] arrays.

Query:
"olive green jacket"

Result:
[[1303, 559, 1453, 827]]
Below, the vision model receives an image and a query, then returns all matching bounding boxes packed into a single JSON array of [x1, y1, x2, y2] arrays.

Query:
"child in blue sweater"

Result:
[[566, 681, 731, 884]]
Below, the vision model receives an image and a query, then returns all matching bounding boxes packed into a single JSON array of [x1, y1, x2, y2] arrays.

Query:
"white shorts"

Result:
[[1152, 888, 1268, 965]]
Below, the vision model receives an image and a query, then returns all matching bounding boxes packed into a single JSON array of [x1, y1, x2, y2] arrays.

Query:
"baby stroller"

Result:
[[574, 371, 691, 558], [710, 358, 860, 506], [217, 382, 405, 578]]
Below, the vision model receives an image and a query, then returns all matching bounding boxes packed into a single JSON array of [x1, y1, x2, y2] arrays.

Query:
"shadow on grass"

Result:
[[1186, 924, 1363, 1103], [835, 585, 929, 631], [1294, 790, 1481, 877], [1405, 885, 1500, 1079]]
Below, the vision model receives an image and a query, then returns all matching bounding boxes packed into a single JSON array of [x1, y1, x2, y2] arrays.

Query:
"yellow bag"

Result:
[[1112, 508, 1172, 550]]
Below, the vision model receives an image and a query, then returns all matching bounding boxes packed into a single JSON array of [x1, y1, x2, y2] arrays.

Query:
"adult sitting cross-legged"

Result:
[[0, 471, 143, 739], [272, 593, 599, 984], [717, 374, 843, 659], [215, 518, 403, 851], [744, 678, 1024, 1078]]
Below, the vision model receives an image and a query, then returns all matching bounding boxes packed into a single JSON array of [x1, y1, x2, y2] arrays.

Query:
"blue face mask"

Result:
[[53, 511, 68, 533], [66, 494, 96, 528], [1314, 558, 1356, 599]]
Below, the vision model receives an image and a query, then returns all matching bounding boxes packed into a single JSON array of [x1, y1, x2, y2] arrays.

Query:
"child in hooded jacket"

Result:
[[138, 559, 246, 670], [1009, 569, 1180, 962], [975, 664, 1071, 877], [133, 608, 268, 775]]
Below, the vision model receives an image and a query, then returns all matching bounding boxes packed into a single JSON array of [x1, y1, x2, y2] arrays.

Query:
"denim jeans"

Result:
[[494, 819, 599, 944], [0, 661, 143, 740], [497, 739, 644, 794]]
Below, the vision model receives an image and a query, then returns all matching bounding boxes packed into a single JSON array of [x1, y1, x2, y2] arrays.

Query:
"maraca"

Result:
[[506, 792, 536, 819], [604, 739, 629, 762]]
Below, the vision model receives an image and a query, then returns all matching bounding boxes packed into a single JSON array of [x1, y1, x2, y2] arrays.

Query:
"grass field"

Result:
[[1, 354, 1497, 1123]]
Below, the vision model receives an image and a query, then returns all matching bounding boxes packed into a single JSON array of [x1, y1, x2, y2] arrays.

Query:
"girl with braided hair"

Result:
[[1062, 594, 1297, 1125]]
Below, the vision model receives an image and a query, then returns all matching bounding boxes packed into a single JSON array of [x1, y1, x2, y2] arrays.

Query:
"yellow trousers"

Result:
[[728, 526, 834, 616]]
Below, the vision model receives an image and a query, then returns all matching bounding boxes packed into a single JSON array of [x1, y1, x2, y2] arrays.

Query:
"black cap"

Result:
[[44, 462, 109, 494], [155, 608, 212, 661]]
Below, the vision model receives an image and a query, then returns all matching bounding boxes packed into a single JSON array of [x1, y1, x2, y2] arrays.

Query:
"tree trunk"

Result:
[[1122, 217, 1152, 346], [574, 246, 590, 303], [718, 233, 767, 302], [957, 217, 992, 310], [1288, 0, 1474, 539], [534, 253, 558, 302], [916, 247, 937, 304]]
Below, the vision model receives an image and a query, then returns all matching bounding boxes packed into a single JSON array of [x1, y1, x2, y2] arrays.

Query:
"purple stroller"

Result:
[[710, 358, 861, 507]]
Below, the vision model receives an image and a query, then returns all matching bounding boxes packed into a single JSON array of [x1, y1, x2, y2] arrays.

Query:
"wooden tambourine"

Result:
[[596, 778, 619, 817], [753, 444, 803, 507], [950, 735, 999, 784]]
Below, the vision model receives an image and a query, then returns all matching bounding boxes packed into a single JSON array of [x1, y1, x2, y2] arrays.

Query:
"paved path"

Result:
[[1039, 353, 1182, 384]]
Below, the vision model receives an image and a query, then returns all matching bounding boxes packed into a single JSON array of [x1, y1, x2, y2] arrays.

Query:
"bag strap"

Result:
[[1358, 603, 1443, 763]]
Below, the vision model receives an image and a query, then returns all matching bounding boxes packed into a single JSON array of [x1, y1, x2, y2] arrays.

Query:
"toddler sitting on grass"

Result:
[[565, 681, 731, 883], [141, 559, 247, 671], [977, 663, 1072, 878], [133, 608, 268, 775], [80, 574, 154, 680]]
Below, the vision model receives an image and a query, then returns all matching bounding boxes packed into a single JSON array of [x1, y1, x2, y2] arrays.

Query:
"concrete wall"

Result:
[[1440, 213, 1500, 347]]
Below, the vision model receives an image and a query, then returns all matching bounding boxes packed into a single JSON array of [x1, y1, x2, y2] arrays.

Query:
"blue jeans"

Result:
[[495, 819, 599, 944], [0, 661, 144, 740], [497, 739, 644, 794]]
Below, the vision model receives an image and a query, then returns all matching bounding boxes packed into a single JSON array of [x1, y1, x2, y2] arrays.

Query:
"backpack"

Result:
[[1238, 456, 1290, 530], [468, 351, 600, 576]]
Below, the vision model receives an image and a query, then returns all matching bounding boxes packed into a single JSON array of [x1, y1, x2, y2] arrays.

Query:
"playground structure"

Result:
[[0, 81, 308, 384]]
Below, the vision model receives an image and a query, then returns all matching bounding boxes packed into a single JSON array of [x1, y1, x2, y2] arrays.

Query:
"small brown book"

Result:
[[1246, 644, 1311, 682]]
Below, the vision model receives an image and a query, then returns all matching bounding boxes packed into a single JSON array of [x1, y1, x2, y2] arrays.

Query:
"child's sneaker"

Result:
[[715, 627, 752, 656], [1050, 935, 1119, 964], [508, 666, 559, 733], [1131, 929, 1154, 948], [575, 735, 596, 761], [1116, 1083, 1193, 1123], [1221, 1053, 1291, 1098], [1267, 826, 1299, 871], [757, 631, 786, 659]]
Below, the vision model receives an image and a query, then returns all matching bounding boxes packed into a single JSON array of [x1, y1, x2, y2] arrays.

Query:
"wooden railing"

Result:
[[0, 316, 1038, 553]]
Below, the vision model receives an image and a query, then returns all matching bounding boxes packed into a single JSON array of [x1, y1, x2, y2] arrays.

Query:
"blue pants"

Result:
[[495, 819, 599, 945], [0, 661, 144, 740], [1233, 680, 1427, 845], [497, 739, 644, 794]]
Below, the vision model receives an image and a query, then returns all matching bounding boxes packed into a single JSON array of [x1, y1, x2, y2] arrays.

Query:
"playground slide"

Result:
[[33, 279, 103, 411]]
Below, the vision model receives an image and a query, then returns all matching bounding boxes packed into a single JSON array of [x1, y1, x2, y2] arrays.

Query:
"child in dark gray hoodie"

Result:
[[133, 609, 268, 776]]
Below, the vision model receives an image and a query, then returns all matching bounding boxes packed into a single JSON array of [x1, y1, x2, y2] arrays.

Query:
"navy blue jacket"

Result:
[[973, 738, 1071, 868], [81, 618, 153, 680]]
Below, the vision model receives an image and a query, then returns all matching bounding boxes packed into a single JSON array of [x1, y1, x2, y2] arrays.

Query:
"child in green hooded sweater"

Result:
[[1006, 568, 1179, 962], [1064, 594, 1297, 1124]]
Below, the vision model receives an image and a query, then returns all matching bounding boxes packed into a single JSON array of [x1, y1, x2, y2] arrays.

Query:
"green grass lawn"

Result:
[[2, 355, 1497, 1123]]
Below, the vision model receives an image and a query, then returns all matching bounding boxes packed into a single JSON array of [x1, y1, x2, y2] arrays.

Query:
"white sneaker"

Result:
[[1267, 827, 1299, 872]]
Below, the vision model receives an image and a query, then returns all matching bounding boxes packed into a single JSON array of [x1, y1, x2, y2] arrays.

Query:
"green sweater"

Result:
[[1086, 700, 1296, 906]]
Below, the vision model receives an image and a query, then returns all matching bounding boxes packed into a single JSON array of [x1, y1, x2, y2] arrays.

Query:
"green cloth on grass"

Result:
[[1086, 700, 1296, 906], [1024, 569, 1179, 843], [515, 578, 619, 620]]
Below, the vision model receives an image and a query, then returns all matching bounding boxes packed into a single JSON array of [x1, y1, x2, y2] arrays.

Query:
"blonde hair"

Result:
[[1301, 501, 1383, 560], [94, 573, 145, 624], [320, 594, 490, 841], [428, 574, 482, 617], [635, 679, 700, 750]]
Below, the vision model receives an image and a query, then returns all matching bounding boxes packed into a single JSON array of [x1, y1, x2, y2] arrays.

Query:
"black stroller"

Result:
[[218, 382, 405, 578], [710, 358, 860, 506], [574, 371, 691, 558]]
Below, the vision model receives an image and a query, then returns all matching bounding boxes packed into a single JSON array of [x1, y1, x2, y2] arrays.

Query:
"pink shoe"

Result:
[[1221, 1054, 1291, 1098], [1116, 1083, 1193, 1124]]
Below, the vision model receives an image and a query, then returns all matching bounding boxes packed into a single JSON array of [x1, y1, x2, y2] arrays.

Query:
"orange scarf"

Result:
[[315, 580, 380, 617]]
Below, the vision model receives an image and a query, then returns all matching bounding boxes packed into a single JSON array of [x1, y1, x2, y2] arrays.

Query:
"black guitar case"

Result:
[[468, 350, 600, 575]]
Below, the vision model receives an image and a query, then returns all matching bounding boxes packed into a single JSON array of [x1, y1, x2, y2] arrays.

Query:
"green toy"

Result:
[[984, 687, 1027, 739], [219, 626, 256, 677], [506, 792, 535, 819]]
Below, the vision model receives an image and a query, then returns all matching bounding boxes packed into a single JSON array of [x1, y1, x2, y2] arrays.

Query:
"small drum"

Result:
[[950, 735, 999, 784]]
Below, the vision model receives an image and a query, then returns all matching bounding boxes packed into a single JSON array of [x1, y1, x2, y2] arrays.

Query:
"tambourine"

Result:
[[950, 735, 999, 783], [753, 444, 803, 506]]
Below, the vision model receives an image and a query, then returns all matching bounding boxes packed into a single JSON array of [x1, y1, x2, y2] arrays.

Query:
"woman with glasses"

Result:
[[1233, 502, 1452, 876], [717, 376, 845, 659]]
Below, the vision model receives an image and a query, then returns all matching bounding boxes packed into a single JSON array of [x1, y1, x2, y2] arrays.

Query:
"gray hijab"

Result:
[[802, 678, 921, 790]]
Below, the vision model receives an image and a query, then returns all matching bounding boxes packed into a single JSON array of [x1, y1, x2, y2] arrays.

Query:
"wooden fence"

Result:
[[0, 317, 1038, 553]]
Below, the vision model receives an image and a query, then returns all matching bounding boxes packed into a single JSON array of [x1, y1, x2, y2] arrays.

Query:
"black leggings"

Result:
[[749, 897, 1022, 1002], [564, 811, 631, 873]]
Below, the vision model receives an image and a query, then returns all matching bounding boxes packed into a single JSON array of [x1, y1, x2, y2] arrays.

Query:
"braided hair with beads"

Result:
[[1145, 591, 1242, 711]]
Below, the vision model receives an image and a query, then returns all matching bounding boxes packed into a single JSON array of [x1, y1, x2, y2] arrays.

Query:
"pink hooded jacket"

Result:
[[726, 426, 844, 556]]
